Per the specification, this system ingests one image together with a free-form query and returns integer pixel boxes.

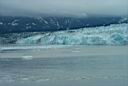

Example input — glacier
[16,23,128,45]
[14,23,128,45]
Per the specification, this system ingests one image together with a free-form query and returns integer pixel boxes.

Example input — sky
[0,0,128,17]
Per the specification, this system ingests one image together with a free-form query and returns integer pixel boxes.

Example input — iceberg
[14,23,128,45]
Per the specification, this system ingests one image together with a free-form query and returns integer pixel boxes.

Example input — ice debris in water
[16,23,128,45]
[21,56,33,60]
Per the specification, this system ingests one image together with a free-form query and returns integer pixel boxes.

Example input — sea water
[0,46,128,86]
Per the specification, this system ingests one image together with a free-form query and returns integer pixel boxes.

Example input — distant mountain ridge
[0,16,127,34]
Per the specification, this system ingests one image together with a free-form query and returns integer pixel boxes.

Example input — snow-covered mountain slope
[15,23,128,45]
[0,16,127,34]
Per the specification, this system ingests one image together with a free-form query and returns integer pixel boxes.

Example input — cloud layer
[0,0,128,17]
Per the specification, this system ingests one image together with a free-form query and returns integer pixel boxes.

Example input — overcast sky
[0,0,128,17]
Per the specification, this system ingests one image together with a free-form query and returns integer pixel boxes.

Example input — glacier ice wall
[16,23,128,45]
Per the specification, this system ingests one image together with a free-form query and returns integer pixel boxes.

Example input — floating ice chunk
[71,50,80,53]
[21,56,33,60]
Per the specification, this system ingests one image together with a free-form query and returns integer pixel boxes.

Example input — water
[0,55,128,86]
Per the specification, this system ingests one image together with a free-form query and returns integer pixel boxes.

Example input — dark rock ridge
[0,16,127,34]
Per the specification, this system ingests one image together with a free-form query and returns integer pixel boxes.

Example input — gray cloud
[0,0,128,17]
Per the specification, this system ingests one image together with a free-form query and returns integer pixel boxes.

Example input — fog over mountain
[0,0,128,17]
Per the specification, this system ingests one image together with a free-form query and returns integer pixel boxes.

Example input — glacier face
[16,23,128,45]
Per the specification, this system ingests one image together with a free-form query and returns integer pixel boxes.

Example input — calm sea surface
[0,55,128,86]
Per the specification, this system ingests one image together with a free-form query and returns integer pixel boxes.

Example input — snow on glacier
[0,22,3,25]
[16,23,128,45]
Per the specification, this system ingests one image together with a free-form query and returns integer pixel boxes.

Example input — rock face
[0,16,127,34]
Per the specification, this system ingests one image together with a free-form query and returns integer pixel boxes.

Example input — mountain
[0,16,127,34]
